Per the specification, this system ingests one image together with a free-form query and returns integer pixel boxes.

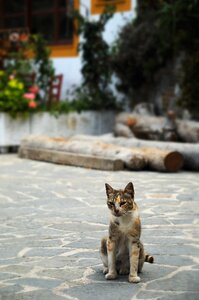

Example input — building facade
[0,0,136,98]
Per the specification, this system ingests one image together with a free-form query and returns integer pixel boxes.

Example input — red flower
[20,34,29,43]
[23,93,35,100]
[28,101,37,109]
[9,74,15,80]
[28,86,39,94]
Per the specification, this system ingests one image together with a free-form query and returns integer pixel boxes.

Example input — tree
[112,0,199,116]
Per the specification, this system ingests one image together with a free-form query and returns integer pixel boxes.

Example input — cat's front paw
[105,272,117,280]
[128,275,140,283]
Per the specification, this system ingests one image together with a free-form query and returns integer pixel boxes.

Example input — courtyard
[0,154,198,300]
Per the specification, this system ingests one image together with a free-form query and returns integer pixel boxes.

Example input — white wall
[53,0,137,99]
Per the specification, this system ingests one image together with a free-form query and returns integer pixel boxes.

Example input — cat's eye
[108,201,114,207]
[120,201,126,206]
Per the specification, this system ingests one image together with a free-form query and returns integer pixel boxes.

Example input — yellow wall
[91,0,131,15]
[49,0,132,57]
[50,0,80,58]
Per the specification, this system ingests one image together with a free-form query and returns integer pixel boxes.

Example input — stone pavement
[0,154,198,300]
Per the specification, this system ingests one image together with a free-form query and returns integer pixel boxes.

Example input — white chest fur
[111,210,139,235]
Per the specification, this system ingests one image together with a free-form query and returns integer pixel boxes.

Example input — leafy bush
[111,0,199,114]
[31,34,55,102]
[45,97,106,117]
[73,7,118,110]
[0,70,39,117]
[0,32,56,116]
[1,32,55,104]
[178,53,199,117]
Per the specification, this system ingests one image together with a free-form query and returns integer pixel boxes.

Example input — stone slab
[0,154,198,300]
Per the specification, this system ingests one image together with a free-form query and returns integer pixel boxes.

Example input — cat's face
[105,182,134,217]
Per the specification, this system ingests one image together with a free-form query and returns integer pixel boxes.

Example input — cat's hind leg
[138,253,154,273]
[100,237,108,274]
[138,242,145,273]
[138,242,154,273]
[138,257,144,273]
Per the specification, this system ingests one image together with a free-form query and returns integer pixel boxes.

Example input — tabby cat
[100,182,154,283]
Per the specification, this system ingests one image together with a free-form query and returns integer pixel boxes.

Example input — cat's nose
[115,208,119,214]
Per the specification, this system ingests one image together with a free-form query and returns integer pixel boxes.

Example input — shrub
[0,70,39,117]
[111,0,199,114]
[73,7,118,110]
[1,32,55,105]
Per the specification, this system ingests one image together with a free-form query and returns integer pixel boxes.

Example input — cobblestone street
[0,154,198,300]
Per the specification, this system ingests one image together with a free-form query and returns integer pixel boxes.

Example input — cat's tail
[145,254,154,264]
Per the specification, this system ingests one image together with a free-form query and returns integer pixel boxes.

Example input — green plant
[111,0,199,114]
[44,97,96,116]
[178,53,199,117]
[0,70,39,117]
[2,32,55,104]
[4,32,33,77]
[0,32,56,116]
[73,7,118,110]
[31,34,55,102]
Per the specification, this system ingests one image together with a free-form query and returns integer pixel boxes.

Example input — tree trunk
[71,135,184,172]
[141,147,183,172]
[116,112,199,143]
[114,122,135,138]
[19,147,124,171]
[109,137,199,170]
[74,135,197,171]
[176,120,199,143]
[115,113,165,140]
[19,136,146,170]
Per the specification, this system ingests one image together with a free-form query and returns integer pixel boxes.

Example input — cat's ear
[124,182,134,197]
[105,183,114,198]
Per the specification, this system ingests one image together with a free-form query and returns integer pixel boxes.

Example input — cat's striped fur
[100,182,154,283]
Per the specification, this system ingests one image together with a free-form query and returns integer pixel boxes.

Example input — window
[0,0,79,57]
[91,0,131,15]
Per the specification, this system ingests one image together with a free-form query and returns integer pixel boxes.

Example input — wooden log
[74,135,197,171]
[132,102,155,116]
[71,135,184,172]
[141,148,183,172]
[110,138,198,170]
[115,113,165,140]
[19,136,147,170]
[116,112,165,126]
[114,123,135,138]
[116,112,199,143]
[18,147,124,171]
[176,119,199,143]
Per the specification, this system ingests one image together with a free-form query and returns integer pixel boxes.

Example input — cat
[100,182,154,283]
